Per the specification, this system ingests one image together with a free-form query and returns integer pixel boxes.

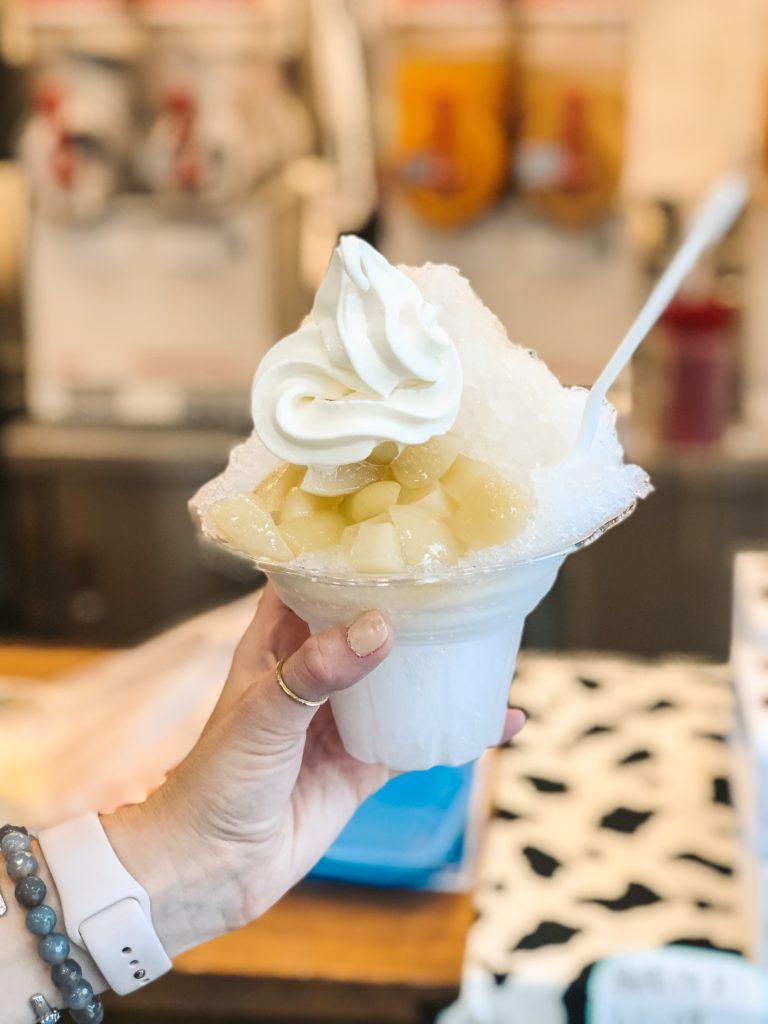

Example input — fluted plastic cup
[194,502,635,772]
[269,553,564,770]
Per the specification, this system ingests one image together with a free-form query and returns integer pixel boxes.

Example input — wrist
[100,787,241,959]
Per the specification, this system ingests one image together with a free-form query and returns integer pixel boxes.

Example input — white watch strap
[39,813,172,996]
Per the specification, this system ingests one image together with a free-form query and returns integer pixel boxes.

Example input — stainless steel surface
[526,444,768,660]
[23,173,309,429]
[4,417,768,657]
[0,420,255,644]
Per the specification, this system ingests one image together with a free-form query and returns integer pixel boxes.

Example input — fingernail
[347,611,389,658]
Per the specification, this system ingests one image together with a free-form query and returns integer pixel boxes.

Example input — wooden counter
[1,645,473,1024]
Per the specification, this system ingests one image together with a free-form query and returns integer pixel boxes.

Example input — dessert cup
[190,237,649,771]
[193,500,635,772]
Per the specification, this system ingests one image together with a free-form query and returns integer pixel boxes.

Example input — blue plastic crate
[310,763,475,888]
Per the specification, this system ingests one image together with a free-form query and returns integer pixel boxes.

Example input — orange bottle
[385,1,518,229]
[517,2,629,227]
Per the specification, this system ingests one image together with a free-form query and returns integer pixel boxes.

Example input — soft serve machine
[0,0,378,642]
[21,0,330,424]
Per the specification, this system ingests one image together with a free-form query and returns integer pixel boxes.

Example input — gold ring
[275,658,328,708]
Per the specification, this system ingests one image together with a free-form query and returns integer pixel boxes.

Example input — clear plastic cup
[194,501,635,772]
[269,552,565,770]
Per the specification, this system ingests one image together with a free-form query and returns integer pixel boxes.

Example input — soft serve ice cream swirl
[251,236,463,466]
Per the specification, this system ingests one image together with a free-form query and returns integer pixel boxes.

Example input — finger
[500,707,527,744]
[247,610,393,737]
[282,610,393,703]
[214,586,309,716]
[236,585,310,669]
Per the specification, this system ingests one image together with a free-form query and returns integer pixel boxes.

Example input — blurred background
[3,4,768,1023]
[2,0,768,659]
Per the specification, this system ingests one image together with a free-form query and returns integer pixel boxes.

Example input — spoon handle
[570,173,749,459]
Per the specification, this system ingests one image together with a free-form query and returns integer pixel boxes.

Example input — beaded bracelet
[0,825,105,1024]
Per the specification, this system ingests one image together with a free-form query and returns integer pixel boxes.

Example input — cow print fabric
[465,654,747,1020]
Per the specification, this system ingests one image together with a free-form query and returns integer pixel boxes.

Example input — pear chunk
[399,482,454,520]
[210,495,293,561]
[253,464,305,514]
[301,461,387,496]
[441,454,490,504]
[350,521,407,574]
[279,487,340,522]
[452,470,531,550]
[341,513,390,552]
[281,511,346,555]
[341,481,401,524]
[398,484,433,504]
[389,505,462,567]
[368,441,400,465]
[391,434,461,489]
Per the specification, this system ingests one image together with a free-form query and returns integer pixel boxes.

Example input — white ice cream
[251,236,463,466]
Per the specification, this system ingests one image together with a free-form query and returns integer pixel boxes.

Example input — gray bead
[64,979,94,1011]
[6,851,38,879]
[1,831,31,856]
[0,825,28,843]
[15,875,46,907]
[26,904,56,936]
[51,957,82,989]
[58,977,82,1000]
[72,997,104,1024]
[38,932,70,964]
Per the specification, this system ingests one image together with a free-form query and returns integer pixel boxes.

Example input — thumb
[245,610,393,738]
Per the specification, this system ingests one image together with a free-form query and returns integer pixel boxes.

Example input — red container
[659,297,735,447]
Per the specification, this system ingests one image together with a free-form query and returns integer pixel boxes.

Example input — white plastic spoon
[569,172,750,460]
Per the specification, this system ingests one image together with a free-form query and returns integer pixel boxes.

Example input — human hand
[102,586,527,955]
